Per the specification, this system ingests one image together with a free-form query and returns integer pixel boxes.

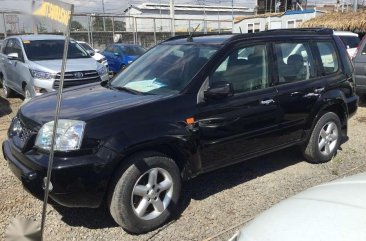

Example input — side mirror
[204,81,234,101]
[8,52,19,60]
[94,49,100,53]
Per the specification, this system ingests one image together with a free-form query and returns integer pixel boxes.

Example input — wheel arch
[305,91,348,141]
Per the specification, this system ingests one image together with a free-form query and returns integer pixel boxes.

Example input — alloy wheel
[318,121,339,155]
[131,167,174,221]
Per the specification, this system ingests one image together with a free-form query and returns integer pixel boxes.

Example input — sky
[0,0,339,14]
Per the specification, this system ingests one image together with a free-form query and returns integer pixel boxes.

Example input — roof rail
[163,33,232,43]
[265,28,333,34]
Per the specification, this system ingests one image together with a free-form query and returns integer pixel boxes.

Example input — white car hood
[30,58,100,73]
[236,172,366,241]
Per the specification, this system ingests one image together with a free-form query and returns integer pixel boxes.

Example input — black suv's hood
[20,84,162,126]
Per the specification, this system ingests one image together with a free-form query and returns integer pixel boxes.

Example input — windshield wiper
[111,86,144,95]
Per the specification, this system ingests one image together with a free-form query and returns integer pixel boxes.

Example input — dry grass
[301,11,366,31]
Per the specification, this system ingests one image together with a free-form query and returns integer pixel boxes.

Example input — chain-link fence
[0,12,232,50]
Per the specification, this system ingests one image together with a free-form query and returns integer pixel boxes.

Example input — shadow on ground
[0,96,12,118]
[53,146,303,231]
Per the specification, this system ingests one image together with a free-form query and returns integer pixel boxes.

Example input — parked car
[102,44,146,73]
[0,35,109,99]
[352,34,366,96]
[77,41,109,69]
[229,172,366,241]
[2,28,358,234]
[334,31,360,58]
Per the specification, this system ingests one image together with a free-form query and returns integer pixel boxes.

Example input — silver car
[230,172,366,241]
[0,35,109,99]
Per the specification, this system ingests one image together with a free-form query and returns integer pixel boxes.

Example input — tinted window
[122,46,146,56]
[5,39,23,60]
[275,42,316,83]
[316,42,339,75]
[79,42,94,52]
[339,36,360,49]
[23,40,89,61]
[105,45,114,52]
[211,44,268,93]
[111,44,218,95]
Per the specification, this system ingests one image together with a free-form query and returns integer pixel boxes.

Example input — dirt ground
[1,90,366,241]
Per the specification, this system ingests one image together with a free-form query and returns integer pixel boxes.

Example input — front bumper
[2,139,120,208]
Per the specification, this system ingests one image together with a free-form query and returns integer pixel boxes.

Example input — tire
[109,151,181,234]
[2,82,14,98]
[120,64,126,72]
[303,112,342,163]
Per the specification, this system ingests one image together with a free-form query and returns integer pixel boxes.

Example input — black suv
[2,29,358,234]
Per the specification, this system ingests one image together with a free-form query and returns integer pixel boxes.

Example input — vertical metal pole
[87,15,91,45]
[2,13,7,38]
[102,0,106,31]
[353,0,357,12]
[40,5,74,241]
[153,18,157,45]
[112,16,115,43]
[170,0,175,36]
[90,16,94,48]
[231,0,234,33]
[32,0,38,35]
[134,17,138,44]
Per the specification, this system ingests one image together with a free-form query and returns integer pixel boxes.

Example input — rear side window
[316,42,339,75]
[274,42,316,84]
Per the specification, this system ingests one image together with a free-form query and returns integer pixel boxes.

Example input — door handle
[260,99,275,105]
[314,88,325,93]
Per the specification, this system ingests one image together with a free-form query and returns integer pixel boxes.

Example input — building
[124,3,256,33]
[233,9,325,33]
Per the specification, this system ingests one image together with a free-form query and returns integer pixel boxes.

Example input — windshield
[110,44,218,95]
[80,42,94,52]
[339,36,360,48]
[23,40,90,61]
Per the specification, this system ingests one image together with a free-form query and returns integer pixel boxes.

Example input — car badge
[74,72,84,78]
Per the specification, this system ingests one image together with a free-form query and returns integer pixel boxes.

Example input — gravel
[1,90,366,241]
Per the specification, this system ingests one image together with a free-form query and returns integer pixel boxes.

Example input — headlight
[30,69,56,80]
[35,119,86,151]
[128,60,133,64]
[97,65,107,76]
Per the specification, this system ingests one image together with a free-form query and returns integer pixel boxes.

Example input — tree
[71,20,85,31]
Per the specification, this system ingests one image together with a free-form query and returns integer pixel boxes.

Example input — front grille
[53,70,101,89]
[11,117,37,152]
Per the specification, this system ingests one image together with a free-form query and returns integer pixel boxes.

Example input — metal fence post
[153,18,157,45]
[134,17,138,45]
[2,13,7,38]
[112,16,115,42]
[87,15,91,45]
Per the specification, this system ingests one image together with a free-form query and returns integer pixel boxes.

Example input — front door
[3,38,25,93]
[196,43,281,171]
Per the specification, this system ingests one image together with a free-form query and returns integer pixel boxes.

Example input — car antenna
[187,24,200,42]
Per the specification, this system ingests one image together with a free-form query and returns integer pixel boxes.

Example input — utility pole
[170,0,175,36]
[102,0,106,31]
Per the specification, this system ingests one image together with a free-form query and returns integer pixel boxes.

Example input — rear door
[353,38,366,93]
[196,43,281,171]
[273,38,341,143]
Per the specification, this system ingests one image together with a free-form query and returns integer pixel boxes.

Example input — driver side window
[210,44,269,94]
